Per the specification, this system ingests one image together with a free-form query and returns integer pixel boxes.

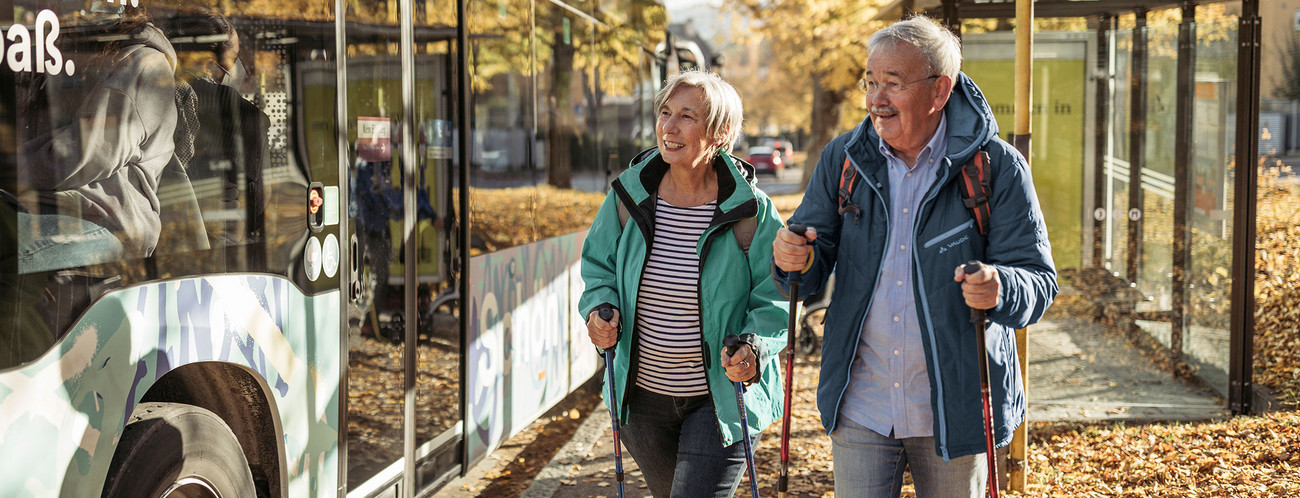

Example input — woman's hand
[720,344,758,383]
[586,308,620,350]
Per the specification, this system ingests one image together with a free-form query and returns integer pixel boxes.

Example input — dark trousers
[619,386,760,497]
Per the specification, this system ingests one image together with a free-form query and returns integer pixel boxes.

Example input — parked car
[746,145,783,176]
[758,136,792,156]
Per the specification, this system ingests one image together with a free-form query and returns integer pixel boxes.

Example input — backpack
[837,150,993,236]
[615,201,758,253]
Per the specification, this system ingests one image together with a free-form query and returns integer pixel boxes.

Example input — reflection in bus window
[1,3,333,368]
[170,10,271,270]
[3,8,184,365]
[16,10,185,268]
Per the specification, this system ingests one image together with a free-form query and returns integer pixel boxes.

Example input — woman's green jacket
[579,147,789,447]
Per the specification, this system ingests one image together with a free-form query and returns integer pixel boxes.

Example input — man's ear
[933,74,954,110]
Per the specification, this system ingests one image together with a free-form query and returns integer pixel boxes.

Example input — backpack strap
[617,198,756,253]
[958,150,993,236]
[616,201,630,228]
[837,156,862,224]
[732,217,757,253]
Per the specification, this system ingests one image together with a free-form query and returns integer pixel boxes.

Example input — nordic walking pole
[779,224,808,497]
[963,261,1000,498]
[724,334,761,498]
[596,305,626,498]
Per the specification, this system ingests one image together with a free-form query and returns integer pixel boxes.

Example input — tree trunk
[547,14,576,189]
[802,72,847,190]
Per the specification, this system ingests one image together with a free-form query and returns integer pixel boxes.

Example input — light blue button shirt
[840,115,948,439]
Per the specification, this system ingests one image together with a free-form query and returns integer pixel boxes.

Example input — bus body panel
[0,275,340,497]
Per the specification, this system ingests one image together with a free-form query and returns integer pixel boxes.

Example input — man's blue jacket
[773,72,1058,461]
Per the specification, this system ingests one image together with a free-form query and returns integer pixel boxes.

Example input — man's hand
[773,226,817,273]
[954,263,1001,310]
[586,308,620,350]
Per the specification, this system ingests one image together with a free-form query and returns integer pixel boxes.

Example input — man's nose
[868,90,890,107]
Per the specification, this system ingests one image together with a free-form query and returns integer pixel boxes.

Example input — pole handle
[723,334,742,356]
[963,261,987,323]
[596,305,618,353]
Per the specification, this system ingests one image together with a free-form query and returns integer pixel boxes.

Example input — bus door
[343,4,462,495]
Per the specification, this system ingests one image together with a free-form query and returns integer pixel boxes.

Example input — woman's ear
[200,57,224,80]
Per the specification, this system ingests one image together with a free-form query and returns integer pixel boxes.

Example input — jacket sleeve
[26,47,177,193]
[578,191,624,321]
[739,194,791,364]
[772,140,843,299]
[985,144,1058,328]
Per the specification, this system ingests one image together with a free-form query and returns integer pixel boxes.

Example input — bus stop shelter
[877,0,1263,414]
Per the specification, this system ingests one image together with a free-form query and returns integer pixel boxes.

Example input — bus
[0,0,669,496]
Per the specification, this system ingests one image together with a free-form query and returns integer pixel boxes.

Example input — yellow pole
[1009,0,1033,493]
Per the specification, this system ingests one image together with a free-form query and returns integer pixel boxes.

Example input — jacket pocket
[922,219,975,253]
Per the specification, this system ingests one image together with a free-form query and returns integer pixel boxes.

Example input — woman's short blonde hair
[654,70,744,152]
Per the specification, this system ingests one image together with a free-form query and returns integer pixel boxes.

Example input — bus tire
[101,402,257,498]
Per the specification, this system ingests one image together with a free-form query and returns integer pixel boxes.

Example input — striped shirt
[634,196,716,396]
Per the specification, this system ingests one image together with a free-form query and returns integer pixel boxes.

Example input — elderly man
[771,16,1057,498]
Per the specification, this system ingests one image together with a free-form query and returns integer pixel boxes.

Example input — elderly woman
[579,70,788,497]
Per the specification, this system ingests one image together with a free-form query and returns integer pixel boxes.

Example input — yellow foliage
[469,185,606,255]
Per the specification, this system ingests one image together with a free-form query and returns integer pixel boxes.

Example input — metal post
[941,0,960,39]
[1127,9,1148,284]
[456,0,475,469]
[335,0,352,491]
[1172,2,1196,358]
[1228,0,1261,415]
[1006,1,1032,492]
[401,0,418,493]
[1093,14,1114,269]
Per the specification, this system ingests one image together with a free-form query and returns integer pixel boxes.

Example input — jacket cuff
[736,333,763,385]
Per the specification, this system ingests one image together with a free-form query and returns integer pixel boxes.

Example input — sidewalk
[499,317,1225,498]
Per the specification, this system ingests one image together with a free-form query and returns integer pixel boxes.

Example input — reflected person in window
[579,70,788,497]
[171,10,271,257]
[17,6,183,267]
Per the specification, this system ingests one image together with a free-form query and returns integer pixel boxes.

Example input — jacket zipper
[611,182,653,424]
[910,156,956,459]
[832,154,892,434]
[697,220,736,446]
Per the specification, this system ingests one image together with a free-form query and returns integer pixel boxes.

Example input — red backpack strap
[959,150,993,236]
[837,156,862,224]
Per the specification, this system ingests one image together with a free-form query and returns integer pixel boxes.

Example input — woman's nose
[659,116,677,132]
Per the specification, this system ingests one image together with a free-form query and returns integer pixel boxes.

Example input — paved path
[501,316,1226,497]
[1027,317,1225,422]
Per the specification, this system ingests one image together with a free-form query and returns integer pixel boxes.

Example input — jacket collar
[844,72,997,176]
[616,147,759,220]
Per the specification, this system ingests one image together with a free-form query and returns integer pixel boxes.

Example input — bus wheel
[101,402,256,498]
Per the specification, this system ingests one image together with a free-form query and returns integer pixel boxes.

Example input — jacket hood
[845,72,998,169]
[116,22,178,71]
[617,146,760,218]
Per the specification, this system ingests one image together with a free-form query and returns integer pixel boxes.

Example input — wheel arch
[141,361,287,498]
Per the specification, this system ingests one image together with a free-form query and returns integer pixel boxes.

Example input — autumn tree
[726,0,889,188]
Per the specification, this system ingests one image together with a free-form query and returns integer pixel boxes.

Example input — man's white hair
[868,16,962,79]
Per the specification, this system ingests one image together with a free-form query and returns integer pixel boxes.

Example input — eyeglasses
[857,75,939,97]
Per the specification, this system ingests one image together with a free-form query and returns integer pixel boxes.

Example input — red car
[746,146,784,176]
